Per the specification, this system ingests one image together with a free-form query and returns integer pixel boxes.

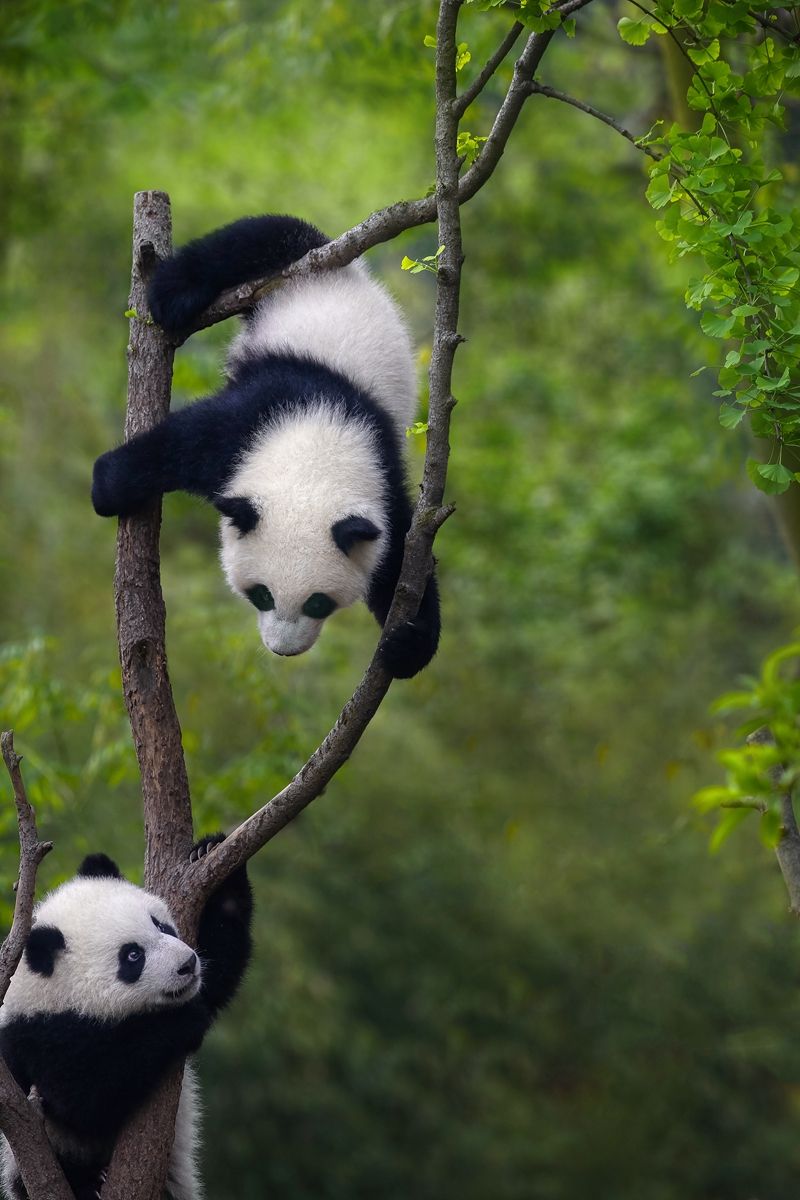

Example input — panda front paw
[378,618,438,680]
[92,441,160,519]
[147,258,218,338]
[189,833,226,863]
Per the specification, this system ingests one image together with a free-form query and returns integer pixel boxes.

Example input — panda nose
[177,952,197,976]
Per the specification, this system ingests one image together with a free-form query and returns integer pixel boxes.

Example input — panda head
[219,503,383,657]
[4,855,200,1022]
[216,408,388,658]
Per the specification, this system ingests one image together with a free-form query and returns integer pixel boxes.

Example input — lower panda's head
[4,855,200,1022]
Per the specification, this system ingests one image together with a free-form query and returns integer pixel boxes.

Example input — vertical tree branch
[114,191,193,896]
[0,733,72,1200]
[103,192,191,1200]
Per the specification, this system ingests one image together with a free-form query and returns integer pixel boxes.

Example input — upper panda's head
[3,855,200,1023]
[217,406,388,658]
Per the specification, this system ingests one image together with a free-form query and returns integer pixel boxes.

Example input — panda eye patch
[245,584,274,612]
[302,593,336,620]
[118,942,146,984]
[151,916,177,938]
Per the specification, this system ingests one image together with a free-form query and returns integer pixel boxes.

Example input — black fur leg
[377,573,440,679]
[147,215,329,337]
[92,432,167,518]
[191,834,253,1018]
[378,617,439,679]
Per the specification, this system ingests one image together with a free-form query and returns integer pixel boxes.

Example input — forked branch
[101,1,594,1196]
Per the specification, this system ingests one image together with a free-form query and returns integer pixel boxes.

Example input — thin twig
[455,21,525,116]
[0,733,53,1004]
[528,81,663,160]
[751,9,800,44]
[0,733,72,1200]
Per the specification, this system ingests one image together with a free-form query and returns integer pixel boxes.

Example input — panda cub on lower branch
[0,835,252,1200]
[92,214,441,679]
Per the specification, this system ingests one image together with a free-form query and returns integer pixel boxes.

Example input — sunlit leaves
[456,129,487,166]
[401,244,445,274]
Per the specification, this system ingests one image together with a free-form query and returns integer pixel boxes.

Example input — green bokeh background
[2,2,800,1196]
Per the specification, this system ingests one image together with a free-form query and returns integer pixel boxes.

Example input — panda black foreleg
[147,215,330,338]
[92,424,172,518]
[191,835,253,1020]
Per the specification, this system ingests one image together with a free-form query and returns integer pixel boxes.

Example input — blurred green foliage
[2,1,800,1196]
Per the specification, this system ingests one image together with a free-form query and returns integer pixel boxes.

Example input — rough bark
[114,191,193,897]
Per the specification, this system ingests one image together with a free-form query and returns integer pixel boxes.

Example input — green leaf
[719,403,745,429]
[400,256,416,271]
[423,34,436,48]
[645,172,674,210]
[700,310,736,338]
[563,17,576,36]
[617,14,653,44]
[455,42,471,71]
[124,308,138,319]
[746,458,795,494]
[772,266,799,290]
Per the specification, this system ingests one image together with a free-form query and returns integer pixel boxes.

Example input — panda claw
[189,833,226,864]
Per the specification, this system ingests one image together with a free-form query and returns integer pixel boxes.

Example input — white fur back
[227,260,418,435]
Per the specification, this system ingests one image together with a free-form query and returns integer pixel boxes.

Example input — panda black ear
[332,515,381,556]
[78,853,123,880]
[215,495,260,537]
[25,926,66,976]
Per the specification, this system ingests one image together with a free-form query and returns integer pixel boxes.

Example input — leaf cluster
[696,640,800,849]
[620,2,800,493]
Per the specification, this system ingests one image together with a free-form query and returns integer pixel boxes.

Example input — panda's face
[217,405,388,659]
[4,874,200,1023]
[220,506,385,657]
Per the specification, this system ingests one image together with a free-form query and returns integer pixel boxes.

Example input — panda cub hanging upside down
[0,835,252,1200]
[92,214,441,679]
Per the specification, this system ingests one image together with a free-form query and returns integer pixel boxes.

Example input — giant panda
[92,214,441,679]
[0,835,252,1200]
